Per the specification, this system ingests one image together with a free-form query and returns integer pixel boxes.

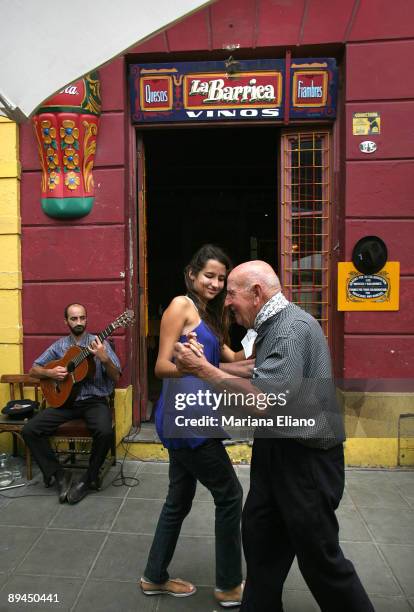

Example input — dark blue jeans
[144,439,243,590]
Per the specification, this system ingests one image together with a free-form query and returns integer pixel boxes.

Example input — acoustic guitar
[40,310,134,407]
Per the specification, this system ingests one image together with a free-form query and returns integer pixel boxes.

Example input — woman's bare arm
[155,297,196,379]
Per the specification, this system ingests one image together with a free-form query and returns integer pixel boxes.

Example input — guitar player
[22,303,121,504]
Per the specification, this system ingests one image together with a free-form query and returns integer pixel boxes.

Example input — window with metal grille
[281,131,331,337]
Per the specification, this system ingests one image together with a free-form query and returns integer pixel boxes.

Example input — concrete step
[122,422,253,463]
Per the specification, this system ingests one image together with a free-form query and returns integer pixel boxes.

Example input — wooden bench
[1,374,116,482]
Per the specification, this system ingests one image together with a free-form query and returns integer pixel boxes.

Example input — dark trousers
[144,439,243,590]
[22,397,113,483]
[240,438,375,612]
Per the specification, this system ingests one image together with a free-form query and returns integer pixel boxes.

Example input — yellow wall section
[114,386,133,446]
[0,117,22,452]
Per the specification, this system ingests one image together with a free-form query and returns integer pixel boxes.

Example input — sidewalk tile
[111,499,163,534]
[50,497,123,531]
[385,476,414,509]
[337,506,372,542]
[0,526,42,572]
[369,596,412,611]
[379,544,414,597]
[167,536,216,586]
[283,589,319,611]
[238,475,250,499]
[347,481,410,509]
[126,472,169,500]
[74,580,153,612]
[385,471,414,487]
[0,573,8,588]
[346,470,391,484]
[194,483,213,502]
[341,541,400,595]
[235,464,251,476]
[16,530,105,578]
[0,496,60,527]
[0,496,11,509]
[137,462,169,475]
[180,502,215,536]
[359,507,414,544]
[285,559,308,590]
[92,464,140,499]
[91,533,153,581]
[341,488,355,506]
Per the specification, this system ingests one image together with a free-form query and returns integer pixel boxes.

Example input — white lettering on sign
[297,80,323,98]
[145,84,168,103]
[189,78,276,103]
[185,108,280,118]
[59,85,79,95]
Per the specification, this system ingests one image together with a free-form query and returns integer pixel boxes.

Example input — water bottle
[0,453,14,487]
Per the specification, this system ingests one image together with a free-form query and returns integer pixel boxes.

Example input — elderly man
[174,261,374,612]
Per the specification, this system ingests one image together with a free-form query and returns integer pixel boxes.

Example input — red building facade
[19,0,414,430]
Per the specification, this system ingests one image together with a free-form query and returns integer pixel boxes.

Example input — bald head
[225,261,282,328]
[229,261,281,297]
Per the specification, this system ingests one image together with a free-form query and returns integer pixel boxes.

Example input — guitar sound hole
[67,361,75,373]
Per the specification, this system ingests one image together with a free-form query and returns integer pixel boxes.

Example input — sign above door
[129,58,337,124]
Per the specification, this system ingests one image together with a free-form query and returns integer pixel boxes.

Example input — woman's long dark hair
[184,244,232,345]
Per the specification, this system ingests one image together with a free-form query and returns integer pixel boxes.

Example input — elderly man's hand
[184,331,204,357]
[174,342,207,375]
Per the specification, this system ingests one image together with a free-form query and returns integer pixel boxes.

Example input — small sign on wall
[338,262,400,311]
[352,112,381,135]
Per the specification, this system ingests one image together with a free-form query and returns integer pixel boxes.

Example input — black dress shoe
[67,479,90,505]
[55,470,72,503]
[88,478,102,491]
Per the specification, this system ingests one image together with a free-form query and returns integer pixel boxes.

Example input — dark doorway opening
[143,125,279,417]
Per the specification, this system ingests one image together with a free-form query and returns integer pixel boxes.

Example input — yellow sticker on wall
[338,262,399,311]
[352,112,381,135]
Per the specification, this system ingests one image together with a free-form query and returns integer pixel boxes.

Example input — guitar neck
[72,323,116,369]
[96,323,115,344]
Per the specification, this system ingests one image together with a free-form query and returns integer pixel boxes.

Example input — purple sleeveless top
[155,319,223,449]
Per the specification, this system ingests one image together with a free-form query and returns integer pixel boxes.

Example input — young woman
[140,244,248,608]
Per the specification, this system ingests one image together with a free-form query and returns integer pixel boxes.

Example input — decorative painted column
[32,72,101,218]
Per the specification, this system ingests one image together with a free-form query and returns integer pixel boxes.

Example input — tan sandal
[214,581,245,608]
[140,577,197,597]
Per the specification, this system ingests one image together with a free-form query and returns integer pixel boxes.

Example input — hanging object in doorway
[32,72,101,219]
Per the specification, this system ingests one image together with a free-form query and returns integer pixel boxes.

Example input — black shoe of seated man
[67,477,91,505]
[88,478,101,491]
[55,470,72,503]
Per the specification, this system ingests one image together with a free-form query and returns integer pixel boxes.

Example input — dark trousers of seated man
[22,396,112,484]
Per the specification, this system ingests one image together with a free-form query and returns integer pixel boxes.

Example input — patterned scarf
[253,291,289,331]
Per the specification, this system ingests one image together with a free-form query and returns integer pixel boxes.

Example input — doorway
[141,125,279,419]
